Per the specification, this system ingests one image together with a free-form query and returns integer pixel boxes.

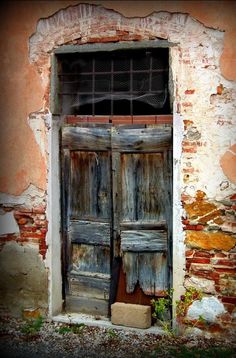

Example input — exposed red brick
[183,120,194,130]
[32,207,46,214]
[208,323,223,333]
[223,303,235,314]
[182,146,197,153]
[112,116,132,124]
[18,218,28,225]
[184,225,204,231]
[214,252,228,258]
[89,116,110,123]
[185,89,195,95]
[215,268,236,274]
[21,232,46,239]
[185,249,194,257]
[40,228,48,234]
[183,168,195,174]
[193,251,212,258]
[132,116,155,124]
[221,296,236,305]
[20,226,37,232]
[186,258,211,270]
[190,257,211,264]
[155,115,173,123]
[116,30,129,36]
[218,312,232,323]
[87,36,120,43]
[217,84,224,95]
[182,102,192,107]
[212,259,236,268]
[190,267,220,282]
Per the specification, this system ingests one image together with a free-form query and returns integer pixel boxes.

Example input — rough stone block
[111,302,151,329]
[185,231,236,251]
[187,297,226,323]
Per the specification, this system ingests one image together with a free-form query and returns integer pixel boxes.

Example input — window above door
[55,47,171,116]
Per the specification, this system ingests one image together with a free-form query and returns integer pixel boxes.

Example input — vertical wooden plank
[70,151,111,220]
[121,154,136,221]
[122,252,139,293]
[61,148,71,295]
[164,148,173,289]
[121,153,167,223]
[138,252,168,294]
[72,244,110,275]
[111,150,122,257]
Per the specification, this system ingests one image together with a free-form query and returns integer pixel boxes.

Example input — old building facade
[0,1,235,336]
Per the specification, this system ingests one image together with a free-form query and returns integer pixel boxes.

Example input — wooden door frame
[47,42,186,323]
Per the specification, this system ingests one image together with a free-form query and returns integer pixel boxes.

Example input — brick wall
[182,191,236,333]
[0,207,47,259]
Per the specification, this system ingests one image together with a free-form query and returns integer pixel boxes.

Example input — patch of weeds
[151,289,174,335]
[21,316,43,336]
[106,328,119,339]
[56,323,85,335]
[176,287,202,318]
[71,323,85,334]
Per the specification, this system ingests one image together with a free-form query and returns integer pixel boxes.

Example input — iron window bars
[57,48,170,116]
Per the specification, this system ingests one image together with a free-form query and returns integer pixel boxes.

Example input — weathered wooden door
[61,123,172,316]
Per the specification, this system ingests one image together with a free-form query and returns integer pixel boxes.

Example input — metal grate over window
[57,48,170,115]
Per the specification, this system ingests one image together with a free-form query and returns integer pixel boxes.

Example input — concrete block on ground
[111,302,151,329]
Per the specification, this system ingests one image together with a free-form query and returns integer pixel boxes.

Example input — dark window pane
[95,74,111,92]
[113,73,130,92]
[133,54,150,70]
[133,72,149,92]
[113,56,130,72]
[75,95,93,114]
[77,74,93,92]
[95,57,111,72]
[94,96,111,115]
[151,73,165,91]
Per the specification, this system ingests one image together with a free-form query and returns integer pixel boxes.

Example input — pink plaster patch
[220,144,236,184]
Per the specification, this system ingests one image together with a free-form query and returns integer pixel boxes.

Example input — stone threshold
[52,313,165,335]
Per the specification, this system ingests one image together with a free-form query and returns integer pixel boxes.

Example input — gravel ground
[0,316,236,358]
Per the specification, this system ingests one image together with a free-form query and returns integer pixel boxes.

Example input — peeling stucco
[0,184,46,209]
[0,211,19,235]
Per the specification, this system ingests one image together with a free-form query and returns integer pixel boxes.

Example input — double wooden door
[61,124,172,316]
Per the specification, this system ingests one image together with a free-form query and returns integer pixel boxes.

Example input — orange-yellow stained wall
[0,1,235,195]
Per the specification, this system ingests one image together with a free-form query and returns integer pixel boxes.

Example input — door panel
[71,244,110,274]
[122,251,167,295]
[70,151,111,220]
[121,153,166,221]
[62,125,112,316]
[112,125,172,298]
[62,124,172,316]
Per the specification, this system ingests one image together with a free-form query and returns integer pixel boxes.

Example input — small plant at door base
[21,316,44,335]
[106,328,119,339]
[176,287,203,318]
[151,289,173,321]
[151,289,174,334]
